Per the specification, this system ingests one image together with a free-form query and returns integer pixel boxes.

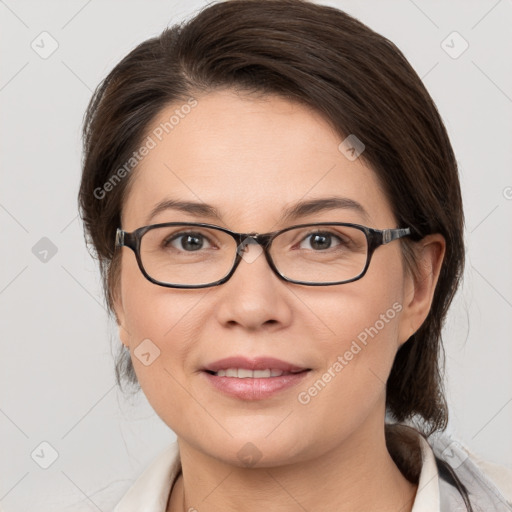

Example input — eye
[165,232,213,251]
[299,231,343,251]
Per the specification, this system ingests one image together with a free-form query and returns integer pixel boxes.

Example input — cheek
[304,288,402,383]
[297,254,404,359]
[118,261,205,403]
[290,286,403,449]
[119,251,204,343]
[123,295,207,431]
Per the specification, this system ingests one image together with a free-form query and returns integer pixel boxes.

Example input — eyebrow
[281,196,369,223]
[146,199,221,224]
[145,196,369,225]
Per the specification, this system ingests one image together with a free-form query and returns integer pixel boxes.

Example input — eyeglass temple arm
[382,227,411,244]
[115,228,125,247]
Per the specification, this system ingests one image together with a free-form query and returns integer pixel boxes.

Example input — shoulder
[427,428,512,511]
[471,455,512,500]
[386,423,512,511]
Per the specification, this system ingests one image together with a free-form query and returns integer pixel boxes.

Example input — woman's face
[115,89,418,466]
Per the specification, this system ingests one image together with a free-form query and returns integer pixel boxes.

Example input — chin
[210,431,312,469]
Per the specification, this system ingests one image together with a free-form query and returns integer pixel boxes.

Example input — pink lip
[201,356,311,401]
[202,370,310,400]
[203,356,308,373]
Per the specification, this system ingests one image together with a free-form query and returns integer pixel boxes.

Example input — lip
[202,356,308,373]
[202,371,310,400]
[201,356,311,401]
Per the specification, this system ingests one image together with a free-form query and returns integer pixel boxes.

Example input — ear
[112,285,131,349]
[398,234,446,345]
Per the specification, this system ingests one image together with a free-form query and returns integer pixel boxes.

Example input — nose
[214,241,293,331]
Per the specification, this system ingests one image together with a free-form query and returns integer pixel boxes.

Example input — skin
[114,89,445,512]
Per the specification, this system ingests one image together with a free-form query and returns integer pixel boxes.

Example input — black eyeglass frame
[115,222,411,289]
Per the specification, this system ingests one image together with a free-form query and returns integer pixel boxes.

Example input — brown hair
[79,0,464,437]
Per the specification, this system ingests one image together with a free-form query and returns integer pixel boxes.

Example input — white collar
[113,442,180,512]
[410,433,440,511]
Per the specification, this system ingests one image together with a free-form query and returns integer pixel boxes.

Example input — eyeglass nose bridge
[235,232,274,264]
[228,232,288,286]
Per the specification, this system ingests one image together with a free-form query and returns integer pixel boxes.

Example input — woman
[78,1,512,510]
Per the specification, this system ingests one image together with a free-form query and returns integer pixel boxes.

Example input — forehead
[122,90,393,230]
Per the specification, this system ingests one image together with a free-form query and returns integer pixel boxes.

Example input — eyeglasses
[115,222,411,289]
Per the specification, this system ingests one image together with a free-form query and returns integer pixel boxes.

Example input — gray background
[1,0,511,510]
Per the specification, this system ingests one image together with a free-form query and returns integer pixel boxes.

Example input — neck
[167,419,418,512]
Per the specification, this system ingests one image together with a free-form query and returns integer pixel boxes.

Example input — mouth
[201,356,311,400]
